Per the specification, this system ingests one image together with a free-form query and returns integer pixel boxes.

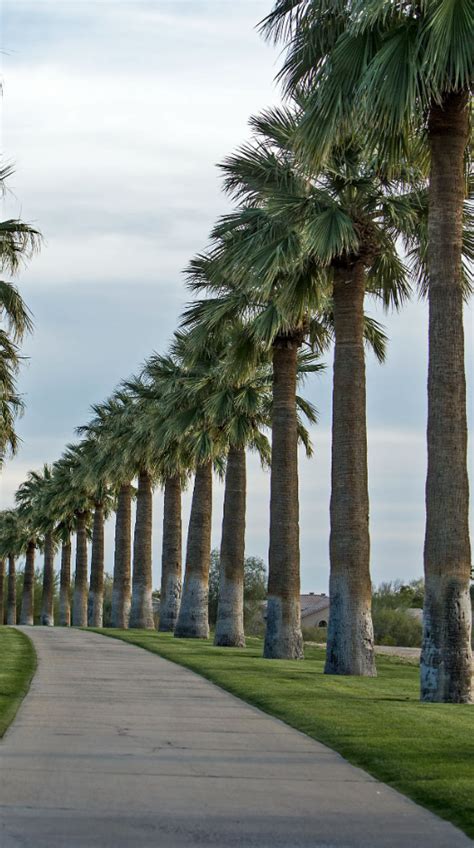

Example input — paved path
[0,628,471,848]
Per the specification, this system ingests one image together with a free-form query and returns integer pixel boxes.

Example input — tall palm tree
[57,522,73,627]
[85,382,160,631]
[0,556,5,624]
[0,510,26,625]
[139,355,201,634]
[50,450,93,627]
[0,164,40,468]
[20,539,36,626]
[16,465,57,626]
[7,553,16,625]
[145,338,227,640]
[0,335,25,468]
[64,437,114,628]
[173,322,274,647]
[211,379,271,648]
[77,393,136,629]
[44,463,81,628]
[0,281,33,467]
[260,0,473,701]
[114,384,157,631]
[158,472,182,632]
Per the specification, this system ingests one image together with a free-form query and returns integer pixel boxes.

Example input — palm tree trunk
[174,461,212,639]
[0,558,5,624]
[88,504,105,627]
[264,337,303,659]
[215,445,246,647]
[129,471,154,629]
[159,474,182,632]
[7,555,16,625]
[59,537,71,626]
[20,540,36,625]
[325,263,375,677]
[421,90,472,703]
[72,511,89,627]
[111,483,132,629]
[41,531,55,626]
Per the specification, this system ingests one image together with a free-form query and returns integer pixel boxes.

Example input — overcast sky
[1,0,472,593]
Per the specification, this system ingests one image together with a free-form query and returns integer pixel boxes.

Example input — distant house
[300,593,330,628]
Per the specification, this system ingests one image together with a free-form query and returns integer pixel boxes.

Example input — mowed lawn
[93,629,474,839]
[0,628,36,737]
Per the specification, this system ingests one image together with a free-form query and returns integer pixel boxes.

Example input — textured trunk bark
[129,471,154,629]
[88,504,105,627]
[0,558,5,625]
[421,90,472,703]
[72,511,89,627]
[215,445,246,647]
[264,339,303,659]
[174,461,212,639]
[59,538,71,627]
[7,555,16,625]
[325,263,376,676]
[41,531,55,626]
[20,540,36,625]
[159,475,182,632]
[111,483,132,629]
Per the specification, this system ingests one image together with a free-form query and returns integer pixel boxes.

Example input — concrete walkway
[0,628,471,848]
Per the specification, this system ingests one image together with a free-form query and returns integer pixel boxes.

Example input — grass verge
[91,628,474,839]
[0,628,36,738]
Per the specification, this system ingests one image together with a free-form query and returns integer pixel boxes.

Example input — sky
[0,0,472,593]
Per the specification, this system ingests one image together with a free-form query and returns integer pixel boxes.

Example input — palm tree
[0,335,25,468]
[174,322,274,647]
[212,384,271,648]
[1,163,41,277]
[112,481,133,628]
[0,164,40,468]
[144,339,227,640]
[77,394,136,629]
[84,382,159,631]
[7,554,16,624]
[139,354,207,634]
[16,465,57,626]
[50,450,93,627]
[0,510,25,625]
[64,437,114,628]
[0,556,5,623]
[159,473,182,632]
[113,384,157,631]
[0,282,33,466]
[57,522,73,627]
[20,538,36,626]
[44,463,80,627]
[260,0,473,701]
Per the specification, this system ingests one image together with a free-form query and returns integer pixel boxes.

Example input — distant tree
[208,549,266,629]
[372,580,424,612]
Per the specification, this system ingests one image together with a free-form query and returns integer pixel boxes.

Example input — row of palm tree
[0,335,313,641]
[1,1,471,705]
[256,0,473,703]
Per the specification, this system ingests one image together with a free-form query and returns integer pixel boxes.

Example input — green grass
[91,628,474,838]
[0,627,36,738]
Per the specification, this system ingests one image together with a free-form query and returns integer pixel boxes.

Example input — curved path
[0,628,471,848]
